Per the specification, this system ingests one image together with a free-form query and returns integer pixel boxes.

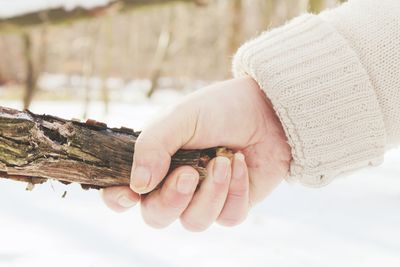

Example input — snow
[0,0,110,18]
[0,97,399,267]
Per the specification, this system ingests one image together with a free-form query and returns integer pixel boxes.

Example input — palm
[102,77,291,230]
[179,78,290,206]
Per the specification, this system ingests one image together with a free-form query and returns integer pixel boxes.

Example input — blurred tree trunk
[82,22,101,119]
[228,0,243,56]
[147,9,174,98]
[100,17,113,115]
[0,73,5,85]
[22,26,48,110]
[22,32,36,110]
[0,38,7,85]
[124,13,136,81]
[0,56,5,85]
[308,0,325,13]
[258,0,277,30]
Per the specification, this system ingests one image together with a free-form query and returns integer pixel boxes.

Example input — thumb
[130,103,198,194]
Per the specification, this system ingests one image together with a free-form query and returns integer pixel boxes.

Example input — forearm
[232,0,400,186]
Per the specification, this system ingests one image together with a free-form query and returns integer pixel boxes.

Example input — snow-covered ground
[0,97,400,267]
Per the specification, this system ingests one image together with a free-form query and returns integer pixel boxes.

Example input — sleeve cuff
[232,14,386,187]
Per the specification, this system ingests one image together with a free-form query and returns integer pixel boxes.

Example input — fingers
[102,153,251,231]
[101,186,140,213]
[130,135,171,194]
[140,166,199,229]
[180,156,231,232]
[217,152,249,227]
[130,103,199,194]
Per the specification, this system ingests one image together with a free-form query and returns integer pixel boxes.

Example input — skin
[101,76,291,231]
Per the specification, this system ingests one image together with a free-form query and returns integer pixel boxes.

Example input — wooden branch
[0,0,204,33]
[0,106,232,190]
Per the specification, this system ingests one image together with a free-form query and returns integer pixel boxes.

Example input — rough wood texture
[0,107,231,190]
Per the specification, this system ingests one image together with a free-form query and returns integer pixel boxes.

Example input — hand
[101,76,291,231]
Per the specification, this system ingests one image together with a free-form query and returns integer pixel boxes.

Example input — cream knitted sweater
[233,0,400,187]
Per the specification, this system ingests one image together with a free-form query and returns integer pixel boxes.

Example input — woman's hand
[101,76,291,231]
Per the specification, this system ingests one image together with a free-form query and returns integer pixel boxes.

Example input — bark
[0,106,232,190]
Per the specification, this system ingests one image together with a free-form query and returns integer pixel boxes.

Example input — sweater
[232,0,400,187]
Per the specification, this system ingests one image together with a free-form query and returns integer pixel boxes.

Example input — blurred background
[1,1,400,267]
[0,0,343,114]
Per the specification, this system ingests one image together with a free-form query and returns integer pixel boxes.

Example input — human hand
[102,76,291,231]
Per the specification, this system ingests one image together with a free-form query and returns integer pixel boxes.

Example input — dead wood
[0,106,232,190]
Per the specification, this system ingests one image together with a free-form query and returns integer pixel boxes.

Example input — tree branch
[0,106,231,190]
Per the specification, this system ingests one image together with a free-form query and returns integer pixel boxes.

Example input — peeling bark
[0,106,232,190]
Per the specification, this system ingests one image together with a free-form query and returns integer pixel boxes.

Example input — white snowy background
[1,1,400,267]
[0,95,399,267]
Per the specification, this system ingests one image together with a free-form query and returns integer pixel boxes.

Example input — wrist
[245,76,292,174]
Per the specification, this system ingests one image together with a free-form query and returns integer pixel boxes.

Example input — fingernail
[118,195,137,208]
[176,173,197,194]
[233,153,245,180]
[236,152,245,162]
[213,157,230,183]
[131,166,151,191]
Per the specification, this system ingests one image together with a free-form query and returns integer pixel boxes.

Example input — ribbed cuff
[232,14,386,187]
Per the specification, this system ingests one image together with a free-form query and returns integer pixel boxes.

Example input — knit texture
[321,0,400,148]
[232,0,400,187]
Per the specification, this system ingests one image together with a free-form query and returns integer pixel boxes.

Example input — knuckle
[171,102,199,134]
[227,186,248,199]
[208,181,229,196]
[212,176,231,187]
[135,133,164,155]
[134,134,154,150]
[134,147,165,165]
[160,188,189,210]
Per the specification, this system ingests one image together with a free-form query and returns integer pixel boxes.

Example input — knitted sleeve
[232,0,400,187]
